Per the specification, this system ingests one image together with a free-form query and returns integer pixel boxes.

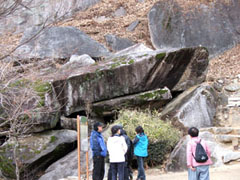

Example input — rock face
[51,46,209,116]
[161,84,218,131]
[92,87,172,117]
[0,130,77,179]
[166,129,240,171]
[0,0,101,34]
[148,0,240,56]
[14,26,109,60]
[39,149,93,180]
[105,34,135,51]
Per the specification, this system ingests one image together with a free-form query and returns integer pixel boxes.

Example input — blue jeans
[111,162,125,180]
[136,156,145,180]
[188,165,209,180]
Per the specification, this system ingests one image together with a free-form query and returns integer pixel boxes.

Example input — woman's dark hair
[111,125,121,136]
[135,126,144,134]
[94,122,103,131]
[188,127,199,137]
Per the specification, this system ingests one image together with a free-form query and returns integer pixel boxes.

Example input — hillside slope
[0,0,239,81]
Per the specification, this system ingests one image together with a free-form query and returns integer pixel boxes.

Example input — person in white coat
[107,125,128,180]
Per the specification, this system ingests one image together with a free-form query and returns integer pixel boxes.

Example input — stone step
[216,134,240,143]
[201,127,240,151]
[228,97,240,107]
[201,127,240,135]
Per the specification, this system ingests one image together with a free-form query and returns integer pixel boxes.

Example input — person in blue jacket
[133,126,148,180]
[90,122,107,180]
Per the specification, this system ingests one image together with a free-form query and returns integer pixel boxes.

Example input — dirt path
[133,164,240,180]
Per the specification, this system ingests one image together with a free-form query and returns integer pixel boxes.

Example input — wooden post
[86,151,89,180]
[86,120,89,180]
[77,115,81,180]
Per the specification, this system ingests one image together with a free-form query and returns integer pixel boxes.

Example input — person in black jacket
[121,129,133,180]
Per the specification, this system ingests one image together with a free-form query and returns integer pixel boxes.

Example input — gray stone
[213,81,223,92]
[216,135,240,143]
[126,20,140,32]
[217,79,224,84]
[105,34,135,51]
[51,47,209,116]
[61,54,95,70]
[39,148,92,180]
[0,0,101,34]
[94,16,111,23]
[148,0,240,56]
[0,130,77,179]
[92,87,172,117]
[223,152,240,163]
[114,43,153,56]
[225,83,240,92]
[14,26,109,60]
[113,7,126,17]
[201,127,233,135]
[137,0,145,3]
[161,84,218,130]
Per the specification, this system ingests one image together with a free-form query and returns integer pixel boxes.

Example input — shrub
[116,109,180,166]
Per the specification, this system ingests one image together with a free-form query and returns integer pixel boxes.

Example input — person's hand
[188,166,196,171]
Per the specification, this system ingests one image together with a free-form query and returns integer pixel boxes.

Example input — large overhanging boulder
[51,46,209,116]
[14,26,109,60]
[148,0,240,56]
[160,84,218,132]
[0,130,77,179]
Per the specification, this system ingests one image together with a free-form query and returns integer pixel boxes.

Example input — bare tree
[0,0,23,19]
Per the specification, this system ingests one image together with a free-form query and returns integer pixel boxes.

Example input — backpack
[192,139,208,163]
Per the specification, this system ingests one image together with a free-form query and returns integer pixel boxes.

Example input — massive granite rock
[14,26,109,60]
[0,0,101,34]
[0,130,77,179]
[39,148,92,180]
[148,0,240,56]
[51,46,209,116]
[160,84,218,131]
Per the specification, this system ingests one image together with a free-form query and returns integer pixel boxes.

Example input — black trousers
[108,162,132,180]
[93,156,105,180]
[111,162,125,180]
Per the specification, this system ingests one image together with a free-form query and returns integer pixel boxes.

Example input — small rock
[237,74,240,79]
[61,54,95,69]
[94,16,110,23]
[69,54,95,65]
[113,7,126,17]
[217,79,224,84]
[105,34,135,51]
[225,83,240,92]
[223,152,240,163]
[126,20,140,32]
[213,81,223,92]
[137,0,145,3]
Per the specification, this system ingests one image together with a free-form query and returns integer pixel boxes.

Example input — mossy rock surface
[0,130,77,179]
